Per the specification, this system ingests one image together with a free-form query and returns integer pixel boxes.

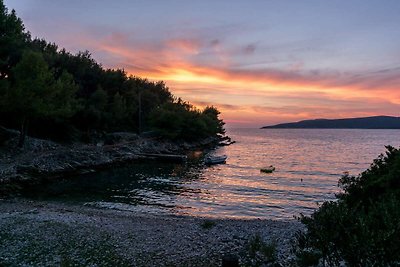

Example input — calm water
[26,129,400,220]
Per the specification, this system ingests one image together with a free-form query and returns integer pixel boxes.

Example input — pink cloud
[56,29,400,126]
[166,38,201,54]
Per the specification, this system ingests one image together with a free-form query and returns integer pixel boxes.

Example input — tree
[79,87,108,131]
[202,106,225,135]
[0,0,29,78]
[110,92,127,129]
[0,0,226,142]
[295,146,400,266]
[49,70,81,121]
[0,78,9,118]
[4,50,79,147]
[148,101,225,141]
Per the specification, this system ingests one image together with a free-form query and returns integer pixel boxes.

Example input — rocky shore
[0,129,305,266]
[0,199,303,266]
[0,128,222,196]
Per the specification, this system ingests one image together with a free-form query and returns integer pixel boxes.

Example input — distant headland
[261,116,400,129]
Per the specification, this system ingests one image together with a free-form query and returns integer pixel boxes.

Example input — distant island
[261,116,400,129]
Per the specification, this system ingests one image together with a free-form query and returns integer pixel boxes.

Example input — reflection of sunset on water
[168,129,400,219]
[24,129,400,220]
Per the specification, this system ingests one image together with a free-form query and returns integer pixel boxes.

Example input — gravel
[0,199,303,266]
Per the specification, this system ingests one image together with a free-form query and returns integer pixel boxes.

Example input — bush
[295,146,400,266]
[246,234,277,265]
[200,219,216,230]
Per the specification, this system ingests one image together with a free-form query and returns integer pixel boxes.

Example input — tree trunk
[18,117,28,148]
[138,88,142,135]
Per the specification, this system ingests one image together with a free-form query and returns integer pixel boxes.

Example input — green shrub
[247,234,277,264]
[200,219,216,230]
[295,146,400,266]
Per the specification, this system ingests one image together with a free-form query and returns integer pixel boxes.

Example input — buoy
[260,165,275,173]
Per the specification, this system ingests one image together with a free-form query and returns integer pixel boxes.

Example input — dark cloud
[209,39,220,47]
[243,44,256,55]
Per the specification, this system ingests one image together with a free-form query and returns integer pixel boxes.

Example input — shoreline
[0,130,224,196]
[0,130,304,265]
[0,198,302,266]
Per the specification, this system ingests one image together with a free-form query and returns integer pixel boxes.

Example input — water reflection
[24,129,400,220]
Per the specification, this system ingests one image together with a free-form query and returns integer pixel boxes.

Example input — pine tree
[0,0,30,78]
[4,51,79,146]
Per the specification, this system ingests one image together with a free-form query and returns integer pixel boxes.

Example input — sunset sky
[5,0,400,127]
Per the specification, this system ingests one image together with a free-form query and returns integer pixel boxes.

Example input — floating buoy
[260,165,275,173]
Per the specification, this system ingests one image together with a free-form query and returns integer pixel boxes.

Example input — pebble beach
[0,199,302,266]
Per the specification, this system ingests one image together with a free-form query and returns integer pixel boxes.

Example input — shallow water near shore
[23,128,400,220]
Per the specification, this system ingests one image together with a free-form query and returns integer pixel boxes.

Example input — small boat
[260,165,275,173]
[205,155,227,165]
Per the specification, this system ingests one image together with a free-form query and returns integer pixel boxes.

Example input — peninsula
[262,115,400,129]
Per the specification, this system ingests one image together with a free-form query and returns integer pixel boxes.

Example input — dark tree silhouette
[2,51,79,146]
[0,0,225,145]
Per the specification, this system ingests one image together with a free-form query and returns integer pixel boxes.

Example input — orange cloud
[166,38,201,54]
[72,31,400,126]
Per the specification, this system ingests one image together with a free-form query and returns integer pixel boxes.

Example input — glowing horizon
[6,0,400,127]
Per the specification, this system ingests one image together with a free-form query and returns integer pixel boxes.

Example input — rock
[1,130,228,196]
[16,165,39,175]
[0,126,18,145]
[104,132,139,145]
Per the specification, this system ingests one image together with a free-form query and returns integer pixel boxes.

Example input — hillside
[261,116,400,129]
[0,1,225,145]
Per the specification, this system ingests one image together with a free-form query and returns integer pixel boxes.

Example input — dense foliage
[0,0,224,145]
[295,146,400,266]
[148,102,225,140]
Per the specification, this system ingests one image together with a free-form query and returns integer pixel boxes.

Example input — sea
[26,128,400,220]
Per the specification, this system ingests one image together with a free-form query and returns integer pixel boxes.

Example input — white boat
[205,155,227,165]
